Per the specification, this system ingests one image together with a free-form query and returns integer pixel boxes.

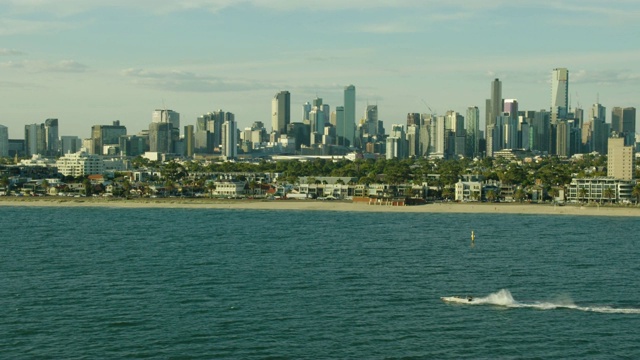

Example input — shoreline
[1,196,639,217]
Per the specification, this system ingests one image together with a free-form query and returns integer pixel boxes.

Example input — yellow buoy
[471,230,475,242]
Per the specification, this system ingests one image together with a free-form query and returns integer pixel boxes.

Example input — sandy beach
[1,196,640,217]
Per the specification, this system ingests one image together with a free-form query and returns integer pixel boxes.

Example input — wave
[444,289,640,314]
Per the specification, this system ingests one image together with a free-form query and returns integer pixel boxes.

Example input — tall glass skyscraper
[551,68,569,123]
[271,90,290,135]
[343,85,356,147]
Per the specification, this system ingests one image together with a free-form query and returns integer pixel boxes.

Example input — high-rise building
[271,91,291,135]
[44,118,59,156]
[466,107,480,158]
[149,122,172,153]
[25,123,46,156]
[386,124,407,160]
[486,78,502,155]
[221,116,237,160]
[551,68,569,123]
[608,136,634,180]
[184,125,194,157]
[60,136,82,155]
[91,121,127,155]
[612,107,636,145]
[343,85,356,147]
[0,125,8,157]
[302,102,312,122]
[152,110,180,152]
[334,106,348,146]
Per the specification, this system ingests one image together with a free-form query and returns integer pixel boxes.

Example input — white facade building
[56,149,105,177]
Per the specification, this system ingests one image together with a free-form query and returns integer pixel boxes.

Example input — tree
[514,188,526,203]
[632,184,640,204]
[577,187,587,204]
[486,190,497,202]
[603,187,615,204]
[82,178,92,196]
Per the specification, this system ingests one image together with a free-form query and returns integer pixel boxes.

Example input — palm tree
[486,190,497,203]
[632,184,640,205]
[603,187,615,204]
[206,181,216,198]
[577,187,587,204]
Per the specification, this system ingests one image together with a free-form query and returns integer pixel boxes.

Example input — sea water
[1,206,639,358]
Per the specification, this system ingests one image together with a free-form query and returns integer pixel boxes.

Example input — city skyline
[1,1,639,138]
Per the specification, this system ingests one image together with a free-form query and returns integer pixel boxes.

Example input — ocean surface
[1,206,640,359]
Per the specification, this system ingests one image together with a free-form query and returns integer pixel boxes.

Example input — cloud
[122,68,273,92]
[0,59,88,72]
[571,69,640,85]
[0,48,24,56]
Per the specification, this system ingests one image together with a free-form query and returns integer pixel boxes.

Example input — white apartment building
[455,181,483,202]
[56,149,105,177]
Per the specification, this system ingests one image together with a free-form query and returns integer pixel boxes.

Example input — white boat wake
[441,289,640,314]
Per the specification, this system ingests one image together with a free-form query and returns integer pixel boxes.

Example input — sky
[1,0,639,139]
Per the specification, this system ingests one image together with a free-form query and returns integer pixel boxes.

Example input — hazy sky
[1,0,639,139]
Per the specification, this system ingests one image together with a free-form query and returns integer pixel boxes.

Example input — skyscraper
[343,85,356,147]
[271,91,290,135]
[612,107,636,145]
[0,125,8,157]
[486,78,502,156]
[221,116,237,160]
[25,123,46,156]
[90,121,127,155]
[551,68,569,123]
[44,118,59,156]
[466,106,480,158]
[149,122,171,153]
[184,125,194,157]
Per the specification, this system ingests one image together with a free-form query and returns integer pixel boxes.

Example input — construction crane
[421,99,437,118]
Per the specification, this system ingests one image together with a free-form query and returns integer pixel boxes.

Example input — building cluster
[0,67,638,204]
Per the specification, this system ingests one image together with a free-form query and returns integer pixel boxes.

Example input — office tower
[407,113,421,127]
[343,85,356,147]
[91,121,127,155]
[407,124,419,157]
[152,109,180,152]
[334,106,347,146]
[555,120,570,157]
[309,107,324,134]
[446,111,465,156]
[221,117,237,160]
[364,105,378,137]
[608,137,634,180]
[44,118,59,156]
[386,124,407,160]
[271,91,291,135]
[485,79,502,155]
[149,122,171,153]
[184,125,194,157]
[551,68,569,123]
[0,125,8,157]
[25,123,46,156]
[152,109,180,129]
[466,107,480,158]
[612,107,636,145]
[302,102,312,122]
[590,103,606,123]
[119,135,146,157]
[60,136,81,155]
[321,104,330,125]
[488,78,502,128]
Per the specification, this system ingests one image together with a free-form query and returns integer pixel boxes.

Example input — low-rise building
[566,177,634,203]
[455,180,482,201]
